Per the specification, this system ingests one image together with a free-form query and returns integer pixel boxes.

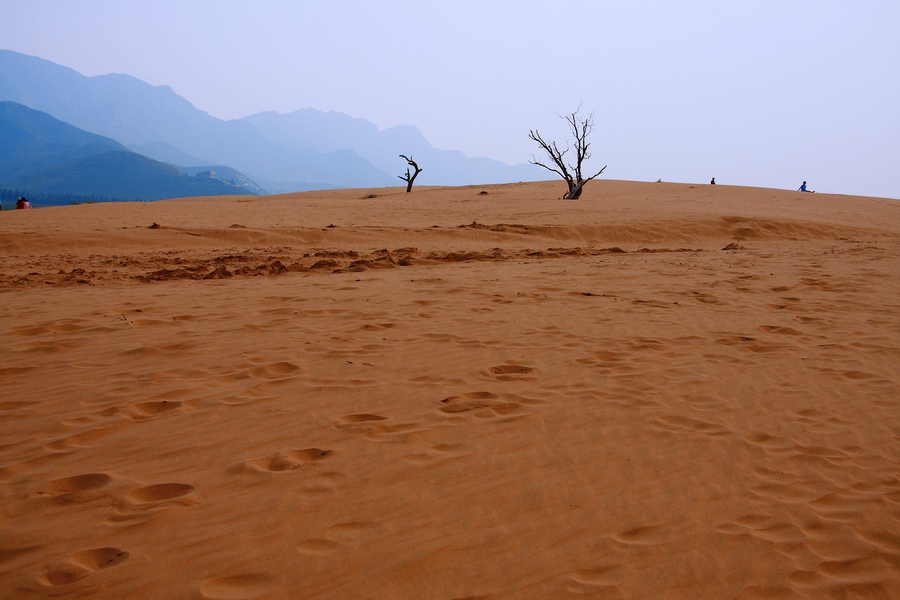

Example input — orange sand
[1,180,899,599]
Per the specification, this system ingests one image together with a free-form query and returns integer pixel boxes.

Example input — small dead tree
[398,154,423,193]
[529,108,607,200]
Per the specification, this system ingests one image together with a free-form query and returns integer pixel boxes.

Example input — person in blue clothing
[798,181,815,193]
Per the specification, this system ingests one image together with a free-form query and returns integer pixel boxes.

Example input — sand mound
[1,180,898,598]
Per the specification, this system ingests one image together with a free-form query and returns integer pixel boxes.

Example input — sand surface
[1,180,899,599]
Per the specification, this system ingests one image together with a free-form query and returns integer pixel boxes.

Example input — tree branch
[528,130,574,184]
[529,108,605,199]
[398,154,423,192]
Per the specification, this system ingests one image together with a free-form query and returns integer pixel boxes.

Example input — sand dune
[1,180,898,598]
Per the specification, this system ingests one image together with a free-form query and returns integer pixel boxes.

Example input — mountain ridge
[0,49,542,192]
[0,101,260,202]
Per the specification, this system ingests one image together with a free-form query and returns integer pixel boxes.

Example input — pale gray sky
[4,0,899,198]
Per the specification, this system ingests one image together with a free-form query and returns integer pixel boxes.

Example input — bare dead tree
[398,155,423,193]
[529,108,607,199]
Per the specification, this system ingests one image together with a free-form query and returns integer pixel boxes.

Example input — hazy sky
[4,0,899,198]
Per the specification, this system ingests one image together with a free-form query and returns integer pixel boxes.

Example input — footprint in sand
[837,370,883,382]
[336,413,388,424]
[60,411,117,427]
[438,391,522,418]
[484,364,536,381]
[37,473,112,501]
[743,340,789,354]
[245,448,333,472]
[296,538,341,555]
[402,443,474,465]
[611,525,668,546]
[570,564,626,587]
[126,400,183,420]
[332,413,389,431]
[199,573,278,600]
[489,365,533,374]
[43,427,114,453]
[751,467,796,485]
[332,414,426,442]
[38,547,129,586]
[758,325,803,335]
[125,482,199,506]
[715,335,757,346]
[110,482,200,520]
[247,361,303,380]
[298,521,384,555]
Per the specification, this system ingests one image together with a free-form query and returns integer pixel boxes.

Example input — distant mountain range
[0,101,260,203]
[0,49,542,198]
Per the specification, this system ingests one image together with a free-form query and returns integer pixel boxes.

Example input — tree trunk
[399,155,422,193]
[564,178,587,200]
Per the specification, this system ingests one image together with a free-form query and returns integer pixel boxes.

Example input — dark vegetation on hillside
[0,188,125,208]
[0,101,259,201]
